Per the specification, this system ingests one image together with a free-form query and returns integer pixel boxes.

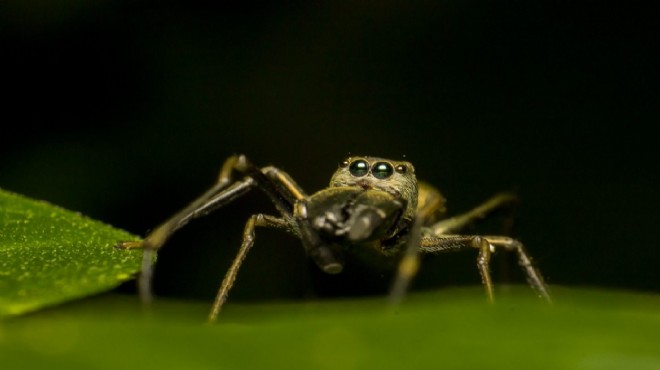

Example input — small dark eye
[339,159,349,168]
[395,164,407,173]
[349,159,369,177]
[372,162,394,179]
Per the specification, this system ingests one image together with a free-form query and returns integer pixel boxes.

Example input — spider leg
[430,192,517,235]
[117,156,258,301]
[262,166,308,204]
[117,156,254,252]
[418,233,551,302]
[176,178,256,227]
[388,214,424,305]
[116,154,306,303]
[388,182,451,304]
[208,214,290,322]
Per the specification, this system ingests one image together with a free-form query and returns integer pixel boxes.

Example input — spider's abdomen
[306,187,407,244]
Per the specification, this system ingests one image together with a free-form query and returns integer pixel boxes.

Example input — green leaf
[1,287,659,370]
[0,188,142,317]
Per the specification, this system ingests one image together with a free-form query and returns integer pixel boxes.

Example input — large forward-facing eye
[371,162,394,179]
[349,159,369,177]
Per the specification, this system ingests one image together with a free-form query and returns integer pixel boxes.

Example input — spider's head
[330,156,418,223]
[299,157,417,273]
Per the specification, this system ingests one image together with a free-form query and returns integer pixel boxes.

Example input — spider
[117,154,550,322]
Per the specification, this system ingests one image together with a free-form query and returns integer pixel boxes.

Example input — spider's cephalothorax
[117,154,551,322]
[304,157,417,256]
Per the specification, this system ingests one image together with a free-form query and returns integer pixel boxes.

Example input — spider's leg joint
[235,154,249,171]
[293,200,308,218]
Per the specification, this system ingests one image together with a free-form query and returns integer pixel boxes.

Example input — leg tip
[115,240,144,250]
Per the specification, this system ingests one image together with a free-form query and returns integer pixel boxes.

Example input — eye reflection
[371,162,394,179]
[349,159,369,177]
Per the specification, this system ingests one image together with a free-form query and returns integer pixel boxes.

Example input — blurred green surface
[1,287,659,370]
[0,189,142,317]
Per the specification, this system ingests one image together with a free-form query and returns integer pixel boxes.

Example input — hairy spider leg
[388,182,446,305]
[426,192,549,301]
[388,214,424,305]
[116,155,294,302]
[417,234,551,302]
[389,191,550,304]
[208,214,290,322]
[430,192,518,235]
[116,155,258,301]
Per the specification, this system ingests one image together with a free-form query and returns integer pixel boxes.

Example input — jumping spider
[118,155,550,322]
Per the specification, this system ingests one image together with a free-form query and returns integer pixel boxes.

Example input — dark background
[2,1,658,302]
